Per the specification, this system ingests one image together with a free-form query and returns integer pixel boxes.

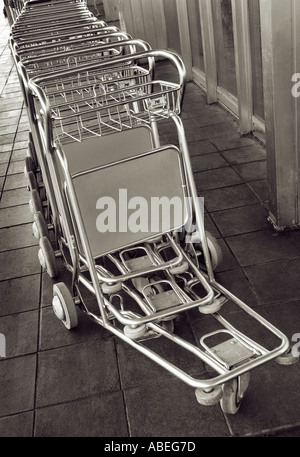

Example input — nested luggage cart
[9,0,294,415]
[13,39,156,256]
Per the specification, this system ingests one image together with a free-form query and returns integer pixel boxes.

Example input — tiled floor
[1,3,300,438]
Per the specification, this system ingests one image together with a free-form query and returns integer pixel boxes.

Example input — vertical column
[231,0,253,134]
[176,0,193,80]
[260,0,300,230]
[102,0,119,21]
[199,0,218,104]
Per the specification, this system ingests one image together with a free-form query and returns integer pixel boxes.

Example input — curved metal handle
[16,31,133,57]
[14,26,123,53]
[22,38,152,65]
[32,47,186,92]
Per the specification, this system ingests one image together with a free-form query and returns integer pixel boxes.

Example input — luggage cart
[13,41,155,260]
[10,0,295,416]
[23,50,293,415]
[22,49,182,277]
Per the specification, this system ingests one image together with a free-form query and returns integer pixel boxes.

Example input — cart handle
[31,48,187,92]
[21,38,152,66]
[13,26,123,52]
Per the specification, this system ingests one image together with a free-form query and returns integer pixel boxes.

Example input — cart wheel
[195,385,223,406]
[29,189,43,215]
[24,156,36,177]
[101,281,122,294]
[132,276,151,294]
[32,211,49,239]
[169,261,189,275]
[198,297,225,315]
[220,373,250,415]
[27,138,38,166]
[38,236,58,278]
[195,231,223,271]
[276,348,299,365]
[53,282,78,330]
[26,170,39,192]
[124,324,147,339]
[206,231,223,270]
[161,319,175,333]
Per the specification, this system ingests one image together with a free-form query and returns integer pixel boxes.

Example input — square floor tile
[191,153,228,173]
[201,185,259,212]
[0,133,15,146]
[188,140,217,156]
[204,212,221,238]
[11,148,27,162]
[39,305,112,351]
[36,339,121,407]
[0,205,33,228]
[195,168,243,192]
[0,188,29,208]
[0,151,10,163]
[213,238,240,272]
[244,258,300,304]
[7,160,25,175]
[247,180,269,203]
[0,224,38,252]
[116,317,205,390]
[0,411,33,437]
[124,379,230,437]
[233,161,267,182]
[224,362,300,437]
[222,144,266,165]
[226,230,300,267]
[0,162,8,176]
[210,204,269,237]
[0,246,40,281]
[0,310,39,357]
[265,299,300,345]
[0,355,36,417]
[192,107,234,128]
[212,134,257,151]
[215,268,261,308]
[34,391,128,437]
[0,274,40,316]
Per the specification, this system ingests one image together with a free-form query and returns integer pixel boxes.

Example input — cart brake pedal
[124,255,153,271]
[120,246,155,272]
[147,289,183,311]
[200,330,258,370]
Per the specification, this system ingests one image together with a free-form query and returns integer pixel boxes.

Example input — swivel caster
[195,385,223,406]
[24,156,36,178]
[29,189,43,215]
[198,297,225,315]
[206,231,223,270]
[26,171,39,192]
[53,282,78,330]
[194,231,223,271]
[276,347,299,365]
[220,373,250,414]
[32,211,49,239]
[101,281,122,294]
[169,261,189,275]
[124,324,147,339]
[161,319,175,333]
[38,236,58,278]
